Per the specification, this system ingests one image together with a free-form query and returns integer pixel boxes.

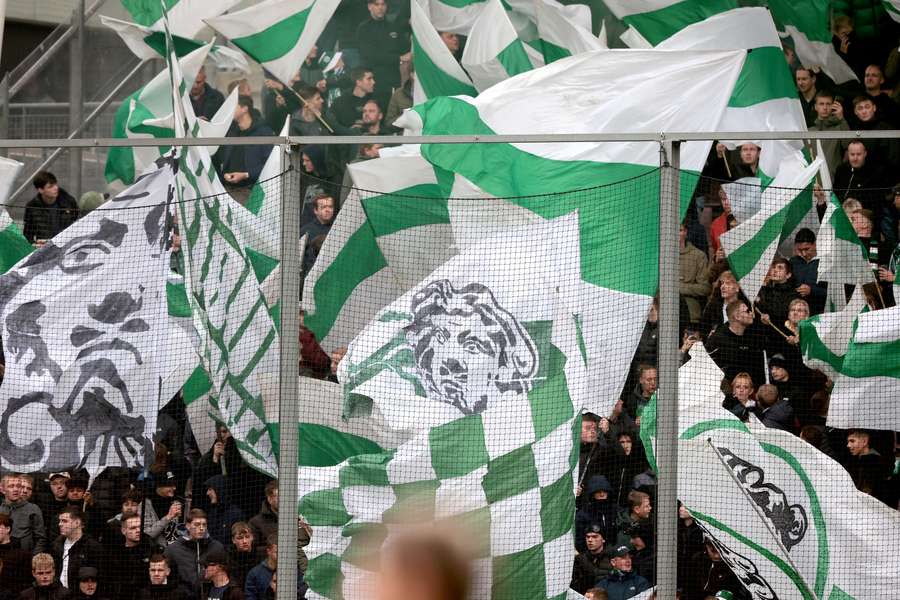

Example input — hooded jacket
[248,502,277,548]
[574,476,617,552]
[204,476,244,547]
[0,498,46,553]
[162,531,225,594]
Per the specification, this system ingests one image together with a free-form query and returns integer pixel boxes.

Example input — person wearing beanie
[571,524,611,594]
[575,476,617,553]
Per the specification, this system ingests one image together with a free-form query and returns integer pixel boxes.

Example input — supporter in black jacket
[189,68,224,121]
[109,514,163,599]
[22,171,78,244]
[135,555,188,600]
[17,553,70,600]
[0,515,32,596]
[49,509,103,593]
[574,477,617,553]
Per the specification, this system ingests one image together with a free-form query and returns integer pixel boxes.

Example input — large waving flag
[410,0,477,103]
[0,160,175,475]
[603,0,737,46]
[887,0,900,23]
[656,7,808,181]
[164,17,279,476]
[799,288,867,380]
[302,154,453,354]
[720,155,823,302]
[461,0,537,93]
[642,344,900,600]
[301,217,586,600]
[420,0,487,35]
[828,304,900,431]
[766,0,858,84]
[0,158,32,274]
[104,44,238,187]
[205,0,341,86]
[120,0,241,38]
[398,48,746,412]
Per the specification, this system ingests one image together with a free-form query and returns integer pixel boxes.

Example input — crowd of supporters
[3,3,900,600]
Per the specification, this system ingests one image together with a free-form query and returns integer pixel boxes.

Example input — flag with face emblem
[300,215,587,600]
[0,159,175,476]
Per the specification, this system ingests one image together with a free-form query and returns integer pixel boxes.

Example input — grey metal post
[68,0,85,198]
[0,74,9,157]
[277,146,301,600]
[656,140,681,599]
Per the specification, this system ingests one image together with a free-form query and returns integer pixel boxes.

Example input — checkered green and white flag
[163,15,279,476]
[300,215,587,599]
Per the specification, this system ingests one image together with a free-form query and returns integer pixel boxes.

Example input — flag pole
[706,439,820,600]
[271,76,335,134]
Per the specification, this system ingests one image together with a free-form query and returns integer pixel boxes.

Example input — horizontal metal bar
[0,129,898,148]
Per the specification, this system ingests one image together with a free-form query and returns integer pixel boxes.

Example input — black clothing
[214,119,276,187]
[22,189,79,243]
[200,580,243,600]
[789,256,826,315]
[300,220,332,273]
[571,551,612,594]
[356,16,409,97]
[39,498,70,542]
[109,536,163,599]
[203,475,244,548]
[50,536,104,591]
[190,83,225,121]
[248,502,277,550]
[832,161,887,216]
[134,581,189,600]
[706,322,767,388]
[844,451,888,495]
[227,547,263,590]
[756,278,800,330]
[0,539,32,595]
[331,93,371,129]
[16,582,71,600]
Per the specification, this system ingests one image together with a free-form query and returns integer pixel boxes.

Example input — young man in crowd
[707,300,767,387]
[39,474,71,542]
[248,482,278,550]
[18,553,70,600]
[163,509,224,596]
[135,555,187,600]
[596,545,651,600]
[109,513,162,598]
[0,513,31,595]
[50,508,102,592]
[0,474,46,554]
[227,523,260,590]
[571,524,611,594]
[244,535,277,600]
[22,171,79,244]
[200,549,243,600]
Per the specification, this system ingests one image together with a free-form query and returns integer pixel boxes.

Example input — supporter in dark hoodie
[203,476,244,548]
[604,432,649,507]
[575,476,617,552]
[226,523,262,590]
[755,257,799,330]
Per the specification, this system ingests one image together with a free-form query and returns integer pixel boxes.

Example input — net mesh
[0,151,897,600]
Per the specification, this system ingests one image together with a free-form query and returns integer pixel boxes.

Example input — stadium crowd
[2,2,900,600]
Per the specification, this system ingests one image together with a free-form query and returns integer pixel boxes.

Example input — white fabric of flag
[461,0,538,93]
[533,0,606,64]
[603,0,737,46]
[655,8,808,180]
[828,304,900,431]
[302,154,454,355]
[766,0,858,84]
[101,15,249,70]
[641,344,900,600]
[419,0,488,35]
[397,48,746,414]
[164,18,279,476]
[410,0,477,104]
[0,160,175,476]
[719,155,823,303]
[204,0,341,86]
[799,288,867,380]
[301,217,586,600]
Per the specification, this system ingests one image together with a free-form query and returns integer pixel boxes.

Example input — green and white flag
[461,0,537,93]
[828,304,900,431]
[766,0,858,84]
[533,0,606,64]
[165,20,279,476]
[302,154,454,354]
[0,157,32,274]
[204,0,341,86]
[244,116,290,261]
[887,1,900,23]
[101,15,249,70]
[720,154,822,302]
[656,7,808,180]
[397,48,746,411]
[419,0,487,35]
[104,44,238,187]
[300,217,586,600]
[642,344,900,600]
[410,0,477,104]
[799,288,866,380]
[603,0,737,46]
[814,145,874,289]
[120,0,241,38]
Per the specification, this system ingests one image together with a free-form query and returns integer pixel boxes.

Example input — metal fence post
[656,140,681,599]
[277,146,301,600]
[0,74,9,157]
[67,0,85,199]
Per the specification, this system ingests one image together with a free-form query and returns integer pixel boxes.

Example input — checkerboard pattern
[299,343,580,600]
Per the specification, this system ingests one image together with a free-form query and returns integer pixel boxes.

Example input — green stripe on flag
[305,224,388,342]
[623,0,738,45]
[297,423,385,466]
[183,365,212,404]
[727,46,797,108]
[496,39,533,77]
[143,31,205,57]
[412,35,478,98]
[245,246,279,283]
[726,204,792,280]
[166,281,192,317]
[841,337,900,379]
[361,185,448,235]
[122,0,178,26]
[105,96,138,184]
[540,39,572,64]
[232,7,313,63]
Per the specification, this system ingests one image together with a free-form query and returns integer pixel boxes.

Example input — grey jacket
[0,499,46,553]
[163,532,224,594]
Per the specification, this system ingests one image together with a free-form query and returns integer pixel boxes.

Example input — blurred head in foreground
[375,532,471,600]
